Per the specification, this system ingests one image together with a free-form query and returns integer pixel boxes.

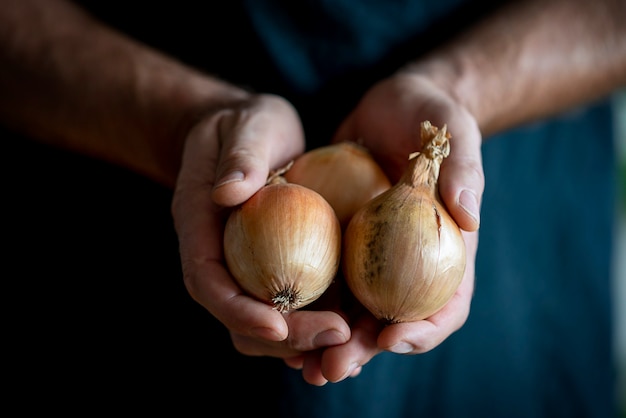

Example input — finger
[301,351,328,386]
[437,110,484,232]
[283,355,305,370]
[285,355,364,378]
[319,313,384,383]
[284,309,351,351]
[229,309,351,358]
[211,95,305,207]
[300,347,363,386]
[182,254,290,342]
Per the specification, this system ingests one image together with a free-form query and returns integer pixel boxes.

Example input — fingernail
[340,362,360,381]
[390,342,415,354]
[251,326,284,342]
[458,189,480,224]
[349,365,362,378]
[314,330,348,347]
[214,170,244,189]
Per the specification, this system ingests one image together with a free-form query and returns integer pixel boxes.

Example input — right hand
[316,72,484,382]
[171,93,351,379]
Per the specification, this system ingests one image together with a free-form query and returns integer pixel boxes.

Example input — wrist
[398,56,485,133]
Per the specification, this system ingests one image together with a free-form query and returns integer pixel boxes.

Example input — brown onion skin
[342,122,466,323]
[284,142,391,229]
[223,177,341,312]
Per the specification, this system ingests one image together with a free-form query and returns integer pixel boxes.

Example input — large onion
[342,121,466,323]
[224,169,341,312]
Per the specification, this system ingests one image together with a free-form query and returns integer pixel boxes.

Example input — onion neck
[400,121,449,191]
[402,155,441,192]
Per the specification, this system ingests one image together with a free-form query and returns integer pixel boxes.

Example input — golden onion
[342,121,466,323]
[284,142,391,229]
[224,169,341,312]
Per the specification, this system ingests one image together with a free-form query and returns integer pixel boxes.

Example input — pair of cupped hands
[172,72,484,386]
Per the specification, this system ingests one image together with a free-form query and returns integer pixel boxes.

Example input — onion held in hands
[224,167,341,312]
[284,142,391,228]
[342,121,466,323]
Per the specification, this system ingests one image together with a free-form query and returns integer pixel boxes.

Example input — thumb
[211,95,305,207]
[437,114,484,232]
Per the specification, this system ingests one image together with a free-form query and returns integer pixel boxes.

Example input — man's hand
[172,94,352,379]
[306,73,484,383]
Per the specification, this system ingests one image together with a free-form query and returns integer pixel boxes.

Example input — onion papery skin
[342,122,466,323]
[284,142,391,229]
[224,179,342,312]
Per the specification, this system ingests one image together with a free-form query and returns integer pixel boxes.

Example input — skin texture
[1,0,624,386]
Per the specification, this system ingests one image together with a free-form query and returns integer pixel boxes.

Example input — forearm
[406,0,626,137]
[0,0,248,187]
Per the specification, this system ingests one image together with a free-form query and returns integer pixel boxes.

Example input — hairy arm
[405,0,626,137]
[0,0,249,186]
